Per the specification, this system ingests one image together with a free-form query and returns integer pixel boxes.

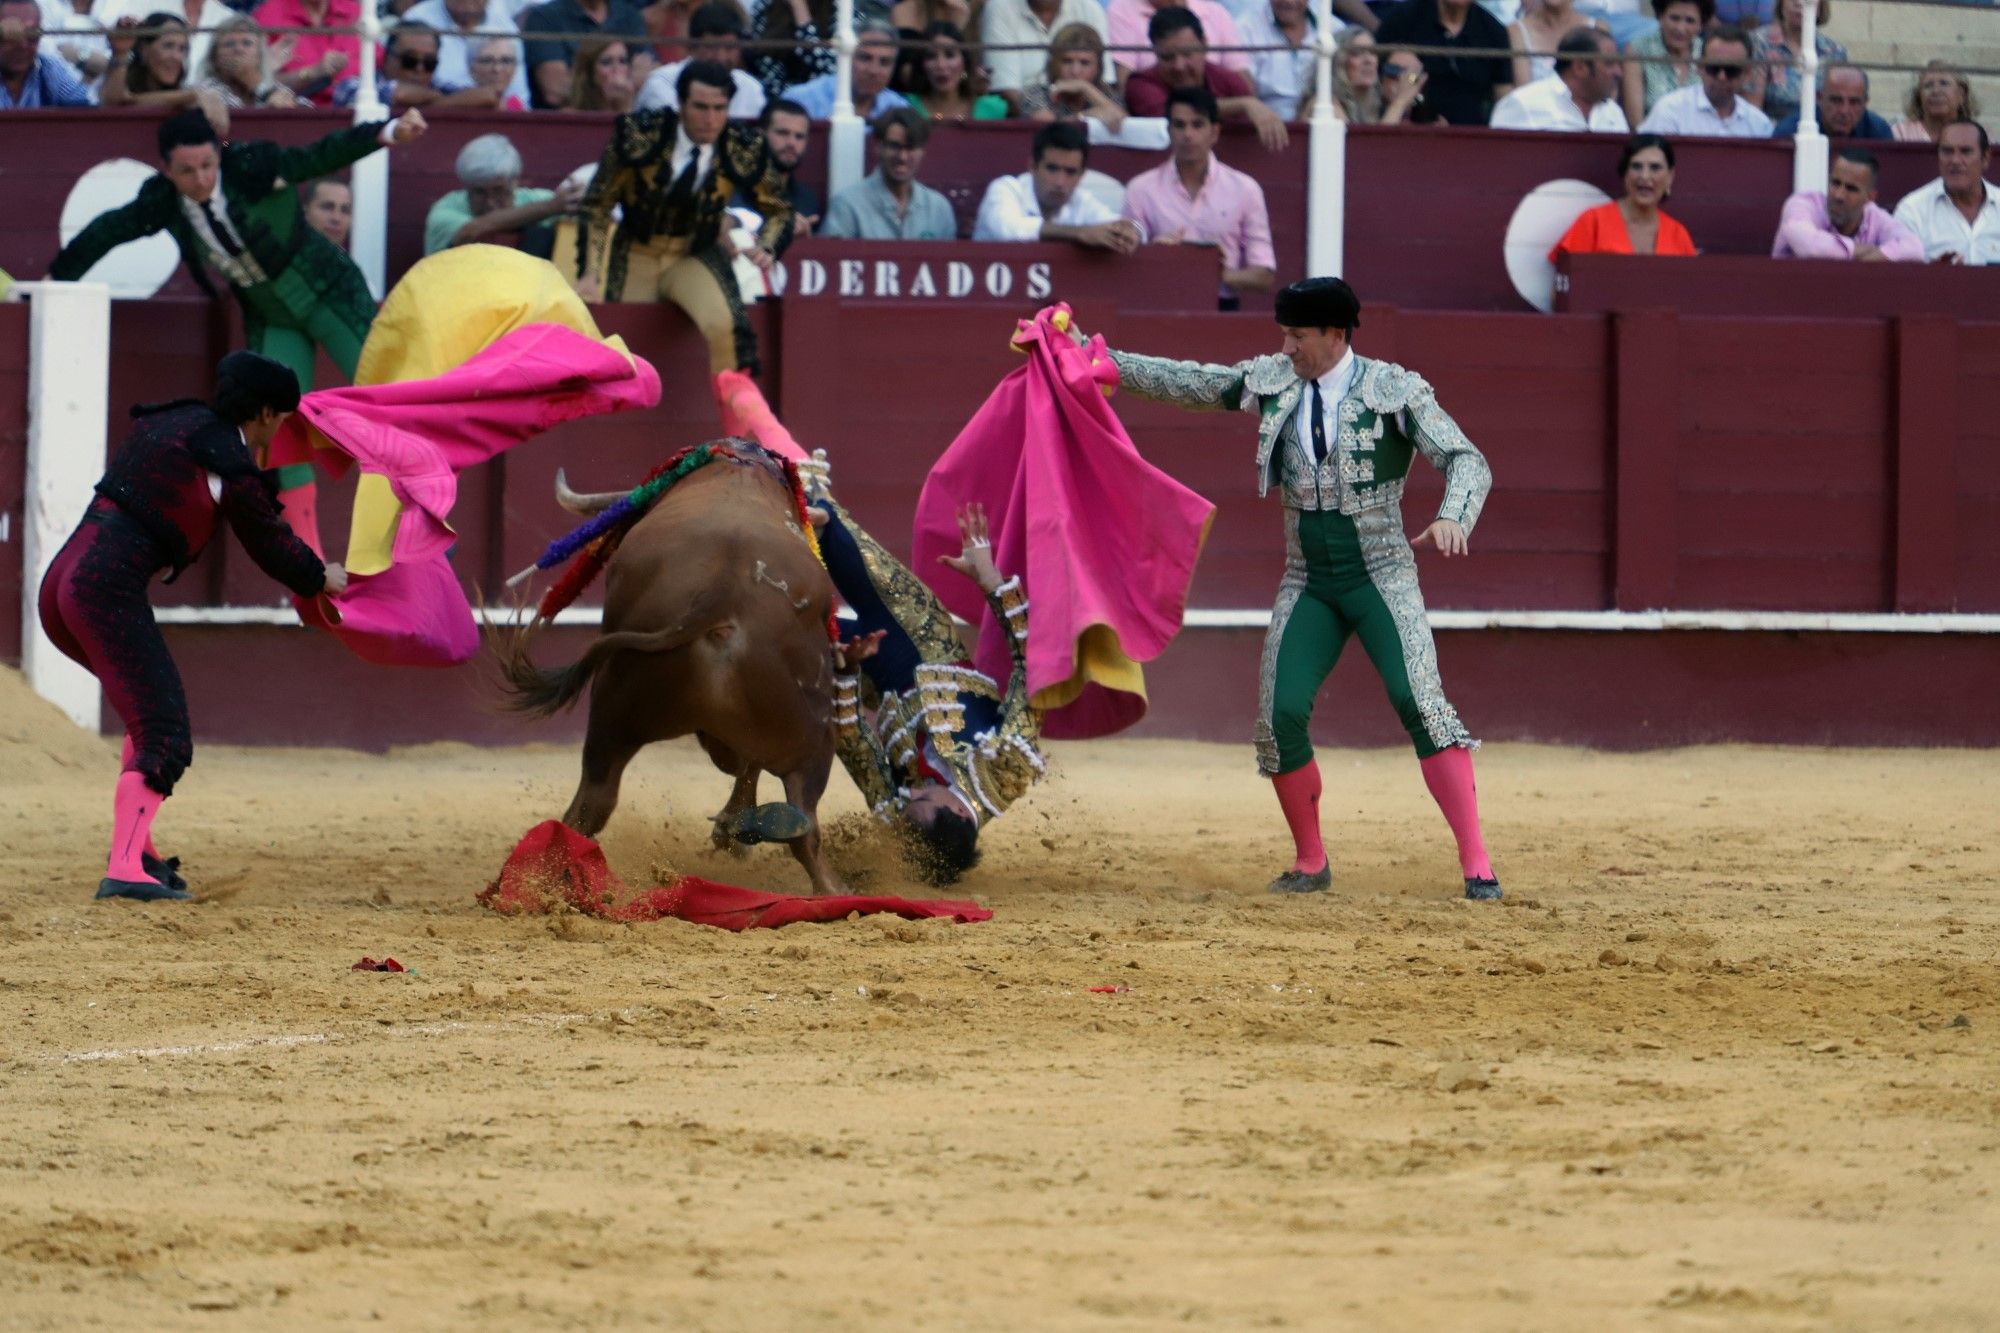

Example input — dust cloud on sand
[2,666,1995,1329]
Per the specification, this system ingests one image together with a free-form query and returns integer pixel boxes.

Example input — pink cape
[267,323,661,667]
[913,307,1215,739]
[478,821,994,930]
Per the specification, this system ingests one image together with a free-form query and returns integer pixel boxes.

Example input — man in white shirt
[636,1,766,118]
[980,0,1107,104]
[1636,24,1771,138]
[1234,0,1326,121]
[1489,28,1627,132]
[973,121,1143,253]
[403,0,531,108]
[1893,121,2000,267]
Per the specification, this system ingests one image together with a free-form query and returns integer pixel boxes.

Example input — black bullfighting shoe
[1464,876,1503,902]
[142,852,188,894]
[96,875,193,902]
[732,802,812,846]
[1266,866,1333,894]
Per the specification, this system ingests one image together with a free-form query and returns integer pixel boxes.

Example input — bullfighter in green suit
[49,107,430,543]
[1073,278,1503,902]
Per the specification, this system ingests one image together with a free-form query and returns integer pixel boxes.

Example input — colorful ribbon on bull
[519,440,836,642]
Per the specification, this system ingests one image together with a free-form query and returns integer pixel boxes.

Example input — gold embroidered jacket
[578,112,796,296]
[823,500,1044,826]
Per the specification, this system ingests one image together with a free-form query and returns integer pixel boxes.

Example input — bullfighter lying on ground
[37,352,345,902]
[1069,277,1504,901]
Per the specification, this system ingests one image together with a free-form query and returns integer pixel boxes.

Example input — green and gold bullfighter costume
[50,110,421,528]
[1096,277,1503,900]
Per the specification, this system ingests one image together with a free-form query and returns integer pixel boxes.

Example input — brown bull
[497,453,845,894]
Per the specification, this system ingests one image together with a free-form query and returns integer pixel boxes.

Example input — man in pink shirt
[1773,149,1924,262]
[1105,0,1248,77]
[260,0,365,103]
[1122,86,1275,309]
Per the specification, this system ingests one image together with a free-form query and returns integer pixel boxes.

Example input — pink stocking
[108,770,164,882]
[1420,746,1493,880]
[713,370,808,462]
[119,735,159,858]
[1270,761,1327,875]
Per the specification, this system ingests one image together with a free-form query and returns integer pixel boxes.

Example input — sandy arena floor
[1,668,1996,1331]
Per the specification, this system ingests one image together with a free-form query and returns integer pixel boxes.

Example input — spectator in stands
[519,0,650,109]
[1017,23,1126,131]
[1236,0,1315,122]
[465,36,528,109]
[973,120,1143,252]
[739,98,820,232]
[1,0,95,104]
[426,133,584,257]
[1375,0,1512,126]
[401,0,530,111]
[39,0,115,98]
[99,11,221,117]
[93,0,236,80]
[564,35,636,110]
[1620,0,1706,129]
[1127,8,1289,150]
[255,0,359,102]
[1893,122,1999,266]
[1772,148,1922,261]
[1490,28,1626,132]
[300,178,351,249]
[1346,38,1434,125]
[1636,23,1769,136]
[1747,0,1843,124]
[1892,59,1979,145]
[1769,62,1886,139]
[1550,133,1696,257]
[900,20,1006,119]
[637,2,766,117]
[750,0,834,104]
[1509,0,1605,88]
[982,0,1107,109]
[193,16,301,108]
[640,0,700,66]
[1712,0,1771,21]
[334,21,499,109]
[1122,87,1274,309]
[821,104,958,238]
[1104,0,1248,82]
[783,18,908,120]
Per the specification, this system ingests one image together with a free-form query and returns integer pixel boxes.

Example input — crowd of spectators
[3,0,1995,279]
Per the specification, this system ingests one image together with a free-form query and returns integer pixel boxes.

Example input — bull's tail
[495,620,715,719]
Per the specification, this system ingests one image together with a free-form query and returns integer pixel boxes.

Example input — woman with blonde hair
[1893,59,1979,143]
[564,35,635,112]
[1016,22,1125,131]
[1332,29,1424,126]
[194,15,299,108]
[1748,0,1844,122]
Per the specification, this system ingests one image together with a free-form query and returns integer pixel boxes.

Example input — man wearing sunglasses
[1637,23,1772,137]
[333,21,504,109]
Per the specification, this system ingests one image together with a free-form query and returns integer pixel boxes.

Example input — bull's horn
[554,468,627,515]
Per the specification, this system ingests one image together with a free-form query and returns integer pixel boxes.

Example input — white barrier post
[1791,5,1827,195]
[1305,0,1345,277]
[19,281,110,731]
[349,9,391,301]
[827,0,865,199]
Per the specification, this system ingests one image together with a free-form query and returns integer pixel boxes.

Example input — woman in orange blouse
[1551,135,1698,259]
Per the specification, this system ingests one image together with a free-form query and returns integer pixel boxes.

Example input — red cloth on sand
[479,821,995,930]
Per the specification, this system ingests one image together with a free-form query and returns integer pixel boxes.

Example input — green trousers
[1255,506,1474,774]
[242,267,371,490]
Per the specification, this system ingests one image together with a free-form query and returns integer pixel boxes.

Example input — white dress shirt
[979,0,1110,94]
[178,182,272,286]
[636,61,767,118]
[670,125,716,189]
[1234,2,1327,121]
[1635,83,1773,138]
[973,172,1124,241]
[1892,177,2000,267]
[1489,75,1630,133]
[1287,349,1356,475]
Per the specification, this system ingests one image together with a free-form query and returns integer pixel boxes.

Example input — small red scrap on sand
[352,957,405,972]
[1089,985,1131,994]
[479,821,994,931]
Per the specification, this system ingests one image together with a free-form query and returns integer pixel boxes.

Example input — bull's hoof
[732,802,811,846]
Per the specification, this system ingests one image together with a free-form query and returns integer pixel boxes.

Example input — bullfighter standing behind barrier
[1071,277,1503,900]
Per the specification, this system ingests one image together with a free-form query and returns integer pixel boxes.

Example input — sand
[1,665,1996,1330]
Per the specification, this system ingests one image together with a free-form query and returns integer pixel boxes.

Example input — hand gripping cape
[266,245,662,667]
[912,307,1215,739]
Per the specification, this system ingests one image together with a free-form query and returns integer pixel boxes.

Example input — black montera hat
[1274,276,1361,331]
[214,351,301,415]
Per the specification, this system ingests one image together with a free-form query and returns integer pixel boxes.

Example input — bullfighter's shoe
[142,852,188,894]
[1267,866,1333,894]
[96,876,193,902]
[732,802,812,846]
[1464,876,1504,902]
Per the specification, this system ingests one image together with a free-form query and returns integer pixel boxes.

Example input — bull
[497,451,846,894]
